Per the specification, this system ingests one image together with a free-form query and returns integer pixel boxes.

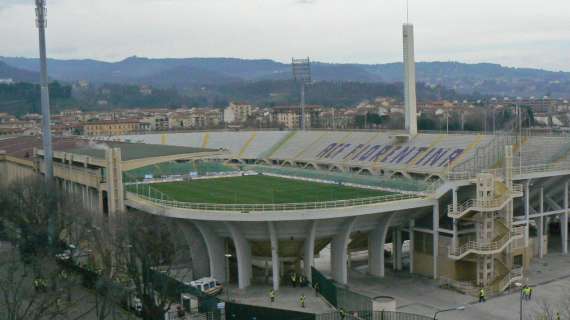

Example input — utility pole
[35,0,54,180]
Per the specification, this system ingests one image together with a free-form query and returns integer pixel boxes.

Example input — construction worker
[291,272,297,287]
[299,274,305,287]
[339,308,347,320]
[479,287,486,303]
[269,289,275,303]
[528,287,533,300]
[523,286,530,301]
[33,278,41,292]
[299,294,306,308]
[314,282,320,296]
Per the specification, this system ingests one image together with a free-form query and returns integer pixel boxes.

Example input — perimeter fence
[311,267,372,315]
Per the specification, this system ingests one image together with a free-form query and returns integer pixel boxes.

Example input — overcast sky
[1,0,569,71]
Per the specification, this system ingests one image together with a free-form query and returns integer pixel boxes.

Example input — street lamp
[433,306,465,319]
[515,282,524,320]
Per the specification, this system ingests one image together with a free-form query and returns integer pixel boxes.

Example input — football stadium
[2,23,570,318]
[3,128,570,300]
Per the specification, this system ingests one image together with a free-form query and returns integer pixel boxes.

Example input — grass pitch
[150,175,394,204]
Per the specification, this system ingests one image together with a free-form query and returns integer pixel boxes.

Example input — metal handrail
[447,184,523,218]
[449,226,525,258]
[126,183,420,212]
[440,267,523,296]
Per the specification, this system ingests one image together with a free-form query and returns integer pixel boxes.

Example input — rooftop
[0,136,215,161]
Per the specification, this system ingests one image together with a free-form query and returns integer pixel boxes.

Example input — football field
[149,175,394,204]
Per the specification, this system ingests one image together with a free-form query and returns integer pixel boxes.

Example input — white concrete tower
[403,23,418,136]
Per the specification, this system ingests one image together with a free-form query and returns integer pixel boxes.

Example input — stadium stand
[121,131,289,161]
[116,130,570,178]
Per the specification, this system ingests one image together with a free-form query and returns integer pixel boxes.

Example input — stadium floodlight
[35,0,54,180]
[292,57,311,130]
[35,0,55,248]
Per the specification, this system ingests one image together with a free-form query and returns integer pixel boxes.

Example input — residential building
[82,120,140,136]
[272,105,321,129]
[224,103,253,124]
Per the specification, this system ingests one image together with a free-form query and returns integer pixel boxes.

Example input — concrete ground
[313,239,570,320]
[223,284,334,314]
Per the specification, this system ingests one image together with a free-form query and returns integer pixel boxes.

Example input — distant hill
[0,61,39,83]
[2,56,569,97]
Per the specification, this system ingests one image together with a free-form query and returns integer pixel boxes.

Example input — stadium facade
[1,22,570,301]
[2,129,570,298]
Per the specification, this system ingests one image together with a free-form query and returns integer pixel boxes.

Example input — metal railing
[447,184,523,219]
[448,226,525,259]
[317,311,433,320]
[450,134,519,179]
[126,182,421,212]
[513,160,570,175]
[440,267,523,296]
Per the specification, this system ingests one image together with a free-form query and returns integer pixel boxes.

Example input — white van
[189,277,223,296]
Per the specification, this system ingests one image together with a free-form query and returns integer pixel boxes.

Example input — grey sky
[1,0,569,71]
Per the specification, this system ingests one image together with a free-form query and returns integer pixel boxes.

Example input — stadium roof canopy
[0,136,226,170]
[66,142,212,161]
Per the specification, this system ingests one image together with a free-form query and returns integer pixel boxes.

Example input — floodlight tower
[403,20,418,136]
[35,0,54,179]
[292,57,312,130]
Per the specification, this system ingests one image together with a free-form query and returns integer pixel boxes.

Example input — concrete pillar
[368,213,395,277]
[303,221,317,282]
[330,217,357,285]
[98,189,104,214]
[563,181,569,255]
[193,221,226,283]
[433,203,439,280]
[176,222,209,279]
[452,188,458,251]
[225,222,252,289]
[267,222,280,291]
[395,228,403,271]
[409,220,415,274]
[539,187,545,258]
[392,229,397,271]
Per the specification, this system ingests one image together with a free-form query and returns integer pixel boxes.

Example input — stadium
[2,128,570,300]
[1,22,570,317]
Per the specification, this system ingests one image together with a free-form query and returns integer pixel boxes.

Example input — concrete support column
[303,221,317,282]
[563,181,569,255]
[267,222,280,291]
[98,190,104,214]
[452,188,458,251]
[392,228,403,271]
[225,223,252,289]
[539,187,545,258]
[409,220,415,274]
[433,203,439,280]
[368,213,395,277]
[330,217,357,285]
[193,222,226,283]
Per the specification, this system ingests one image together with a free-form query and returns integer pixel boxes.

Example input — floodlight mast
[35,0,54,180]
[292,58,311,130]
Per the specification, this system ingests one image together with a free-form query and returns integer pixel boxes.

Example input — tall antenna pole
[35,0,54,180]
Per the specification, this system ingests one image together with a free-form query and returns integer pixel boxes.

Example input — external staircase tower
[447,146,524,295]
